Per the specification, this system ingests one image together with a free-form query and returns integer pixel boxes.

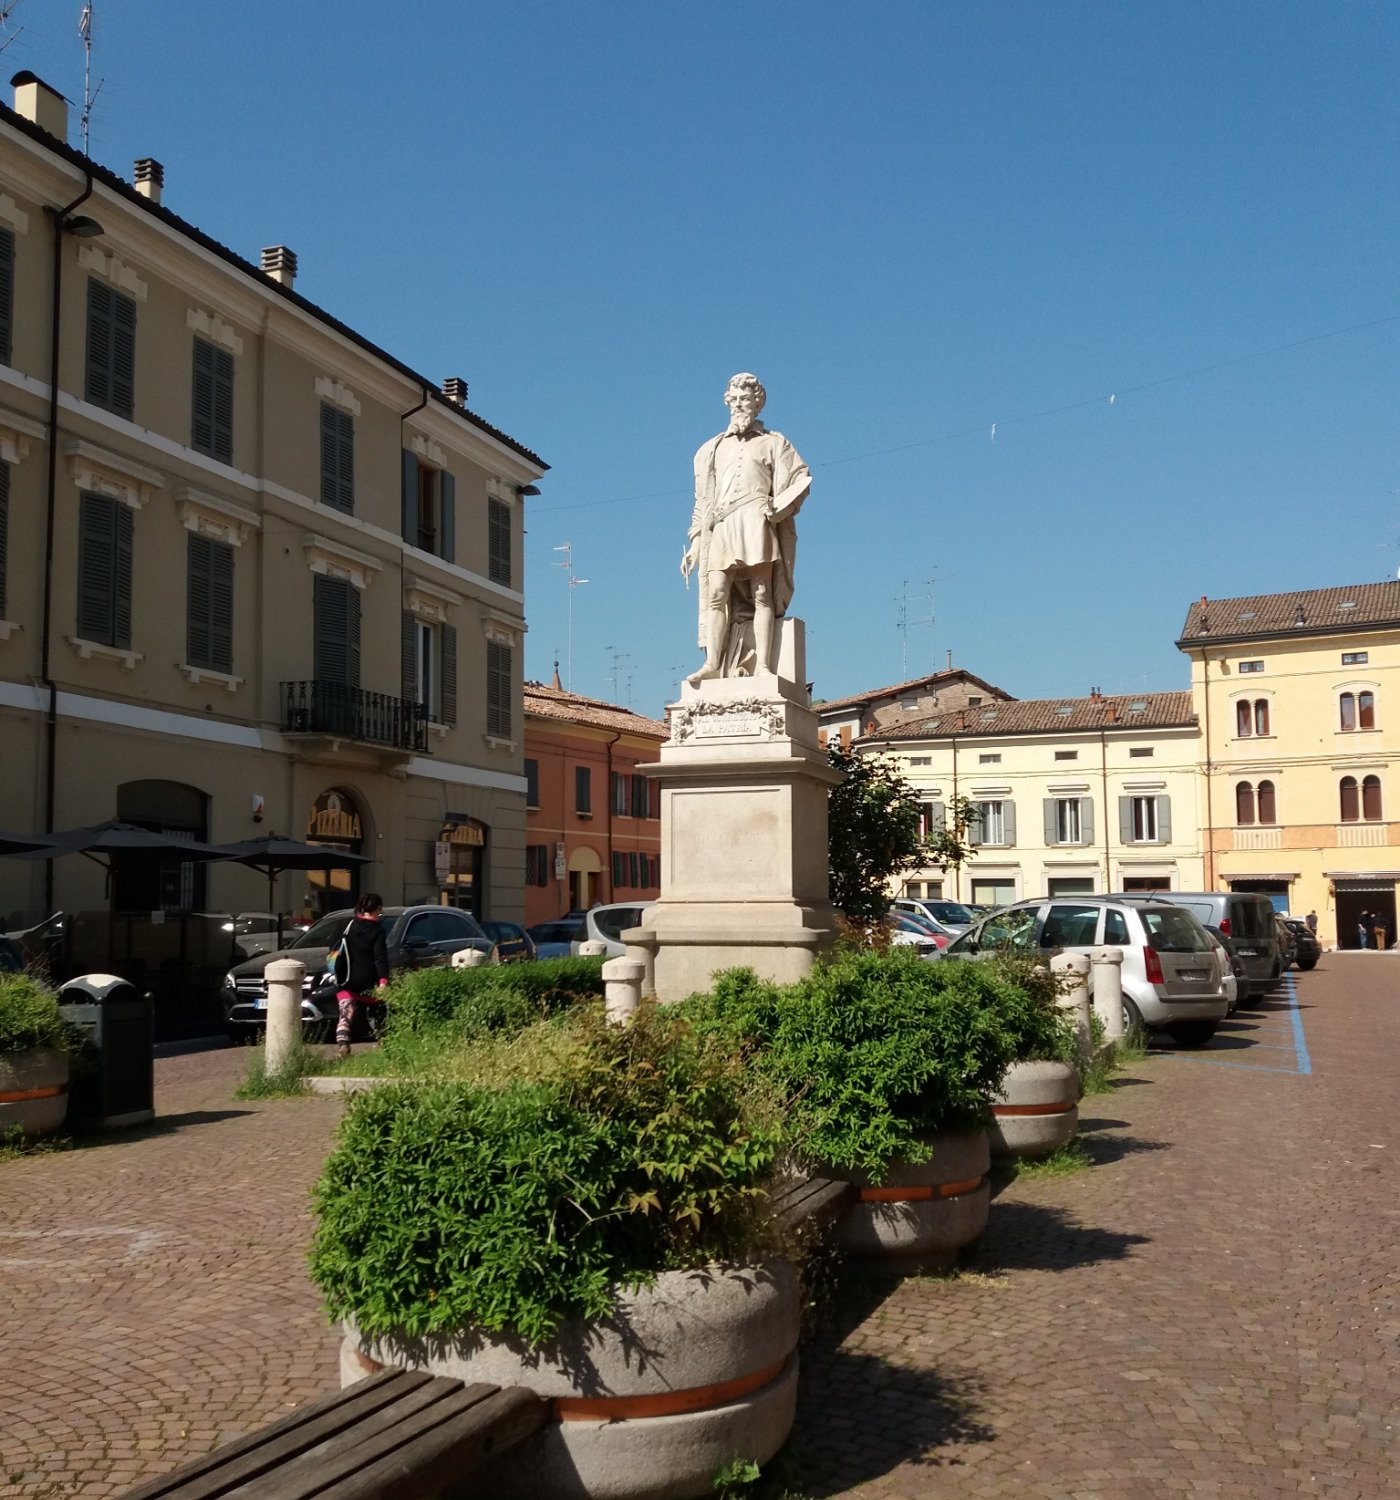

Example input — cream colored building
[0,76,546,958]
[1177,583,1399,950]
[859,691,1205,906]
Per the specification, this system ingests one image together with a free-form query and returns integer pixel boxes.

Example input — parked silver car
[893,896,975,936]
[940,895,1230,1046]
[1114,891,1282,1001]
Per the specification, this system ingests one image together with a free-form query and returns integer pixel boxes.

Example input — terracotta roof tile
[816,668,1012,714]
[1178,582,1400,646]
[864,690,1196,742]
[523,683,668,739]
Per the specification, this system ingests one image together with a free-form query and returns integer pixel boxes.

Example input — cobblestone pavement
[1,955,1396,1497]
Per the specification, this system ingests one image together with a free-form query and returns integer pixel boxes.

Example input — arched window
[1362,775,1383,822]
[1236,700,1253,737]
[1235,781,1255,825]
[1340,693,1356,731]
[1340,776,1359,822]
[1257,780,1276,824]
[1359,692,1375,730]
[1253,699,1270,736]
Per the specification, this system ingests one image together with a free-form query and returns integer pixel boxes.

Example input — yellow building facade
[1178,583,1399,950]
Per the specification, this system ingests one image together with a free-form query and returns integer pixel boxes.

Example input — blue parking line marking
[1282,969,1312,1076]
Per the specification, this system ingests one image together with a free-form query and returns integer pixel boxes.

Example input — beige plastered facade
[0,90,545,927]
[1181,627,1399,951]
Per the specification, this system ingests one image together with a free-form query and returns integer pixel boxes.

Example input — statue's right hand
[680,545,697,579]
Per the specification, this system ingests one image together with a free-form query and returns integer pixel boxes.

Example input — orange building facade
[523,681,666,926]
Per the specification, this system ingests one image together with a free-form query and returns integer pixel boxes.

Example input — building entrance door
[305,789,364,917]
[1334,879,1397,950]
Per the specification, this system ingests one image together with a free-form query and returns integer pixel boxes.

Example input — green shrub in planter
[310,1004,781,1346]
[379,956,605,1065]
[0,972,72,1055]
[687,948,1072,1180]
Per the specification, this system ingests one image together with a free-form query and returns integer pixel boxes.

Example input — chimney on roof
[1105,703,1117,723]
[260,245,297,288]
[133,158,163,204]
[442,377,468,408]
[11,71,68,142]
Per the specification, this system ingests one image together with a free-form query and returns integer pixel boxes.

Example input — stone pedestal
[628,620,840,1002]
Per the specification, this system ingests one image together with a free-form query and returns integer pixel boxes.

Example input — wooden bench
[118,1368,546,1500]
[769,1174,857,1234]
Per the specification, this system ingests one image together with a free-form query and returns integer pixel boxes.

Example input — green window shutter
[209,536,233,672]
[401,610,417,704]
[488,498,511,585]
[187,533,212,666]
[1081,797,1095,846]
[78,495,115,641]
[112,500,134,648]
[576,765,591,813]
[314,574,354,685]
[1118,797,1134,844]
[612,851,624,888]
[0,228,13,366]
[439,470,455,563]
[440,623,457,725]
[1156,796,1172,843]
[0,461,8,618]
[211,345,234,462]
[487,640,511,738]
[192,339,214,454]
[401,449,419,542]
[319,405,353,512]
[111,290,136,420]
[86,279,112,410]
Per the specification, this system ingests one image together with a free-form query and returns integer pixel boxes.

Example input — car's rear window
[593,907,642,942]
[1142,908,1211,953]
[927,902,974,924]
[1231,899,1274,939]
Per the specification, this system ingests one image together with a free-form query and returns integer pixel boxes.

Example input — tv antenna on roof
[78,3,105,152]
[894,575,936,678]
[552,542,588,692]
[0,2,27,58]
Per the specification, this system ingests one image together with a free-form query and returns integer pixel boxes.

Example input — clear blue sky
[14,2,1398,714]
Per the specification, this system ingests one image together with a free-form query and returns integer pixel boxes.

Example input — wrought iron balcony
[281,681,428,753]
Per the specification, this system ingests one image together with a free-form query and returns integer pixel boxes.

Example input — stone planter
[339,1261,799,1500]
[828,1127,990,1272]
[989,1059,1079,1160]
[0,1047,69,1137]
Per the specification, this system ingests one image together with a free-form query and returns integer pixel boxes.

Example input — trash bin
[57,974,155,1127]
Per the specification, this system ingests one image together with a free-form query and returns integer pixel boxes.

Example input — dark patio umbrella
[0,830,57,856]
[24,821,233,864]
[215,834,372,918]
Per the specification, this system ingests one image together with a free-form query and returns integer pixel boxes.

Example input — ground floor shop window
[1122,876,1171,892]
[437,817,485,917]
[971,878,1016,906]
[1047,877,1096,898]
[305,789,364,916]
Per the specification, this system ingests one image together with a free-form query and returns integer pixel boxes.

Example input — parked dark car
[1278,916,1321,971]
[528,919,583,959]
[482,920,536,963]
[1275,916,1298,971]
[221,905,495,1041]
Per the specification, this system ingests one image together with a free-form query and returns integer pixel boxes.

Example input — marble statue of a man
[680,373,811,683]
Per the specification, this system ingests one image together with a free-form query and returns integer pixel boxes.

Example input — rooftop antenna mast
[894,576,936,678]
[606,646,634,707]
[78,2,104,153]
[0,2,28,58]
[552,542,588,692]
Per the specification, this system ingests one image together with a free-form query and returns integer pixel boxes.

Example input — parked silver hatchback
[940,896,1230,1047]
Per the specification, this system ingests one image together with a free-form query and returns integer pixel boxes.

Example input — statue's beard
[727,412,756,435]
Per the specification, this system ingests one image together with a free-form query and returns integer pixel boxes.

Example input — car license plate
[1234,948,1259,957]
[254,996,267,1010]
[1178,970,1209,981]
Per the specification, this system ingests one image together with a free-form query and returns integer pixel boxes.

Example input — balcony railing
[281,681,428,753]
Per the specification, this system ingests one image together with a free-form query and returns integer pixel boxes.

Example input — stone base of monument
[628,621,840,1003]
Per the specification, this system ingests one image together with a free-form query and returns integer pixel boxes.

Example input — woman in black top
[334,892,390,1057]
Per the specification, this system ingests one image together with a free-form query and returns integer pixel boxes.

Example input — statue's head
[724,372,766,432]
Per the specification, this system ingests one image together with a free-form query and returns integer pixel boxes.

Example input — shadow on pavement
[1075,1132,1169,1167]
[783,1344,994,1495]
[106,1108,256,1142]
[973,1199,1149,1273]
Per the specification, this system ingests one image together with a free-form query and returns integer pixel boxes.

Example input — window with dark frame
[186,533,233,673]
[1362,775,1383,822]
[575,765,592,815]
[612,771,627,816]
[1235,781,1255,826]
[488,497,511,585]
[1257,779,1276,824]
[1359,692,1376,730]
[191,337,234,462]
[1342,652,1368,666]
[631,775,648,818]
[0,227,13,366]
[401,450,455,562]
[525,844,550,886]
[524,758,540,809]
[320,403,354,512]
[86,278,136,419]
[1238,660,1264,674]
[1339,776,1359,823]
[486,641,512,739]
[77,493,133,648]
[1253,698,1270,735]
[1340,693,1356,732]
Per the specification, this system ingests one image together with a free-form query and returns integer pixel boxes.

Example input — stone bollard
[1049,952,1093,1068]
[264,958,306,1076]
[602,957,645,1026]
[1090,947,1126,1041]
[451,946,487,969]
[578,940,607,957]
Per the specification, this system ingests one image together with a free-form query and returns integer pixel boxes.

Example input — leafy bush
[310,1004,781,1345]
[0,973,71,1056]
[686,949,1072,1179]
